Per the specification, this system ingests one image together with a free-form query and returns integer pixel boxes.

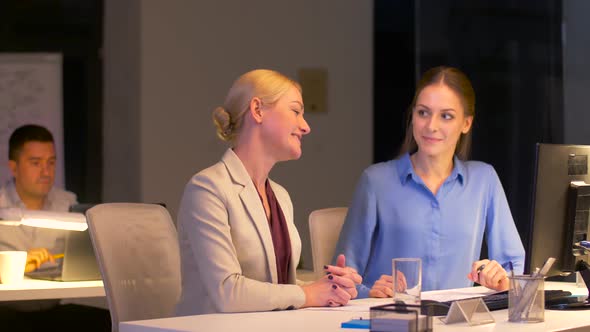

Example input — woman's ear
[249,97,264,124]
[462,115,474,134]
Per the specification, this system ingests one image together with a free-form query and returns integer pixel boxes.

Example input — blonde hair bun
[212,106,232,141]
[212,69,300,144]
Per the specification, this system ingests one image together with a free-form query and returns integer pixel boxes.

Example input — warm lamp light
[0,209,88,231]
[0,208,23,226]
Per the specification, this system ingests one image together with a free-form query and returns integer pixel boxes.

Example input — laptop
[26,229,102,281]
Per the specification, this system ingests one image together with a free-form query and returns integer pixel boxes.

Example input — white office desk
[120,282,590,332]
[0,277,104,301]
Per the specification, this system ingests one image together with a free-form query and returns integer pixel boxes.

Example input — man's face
[9,141,56,199]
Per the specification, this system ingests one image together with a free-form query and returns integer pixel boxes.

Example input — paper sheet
[303,287,498,312]
[421,286,498,302]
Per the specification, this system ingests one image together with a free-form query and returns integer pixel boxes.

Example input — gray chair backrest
[308,207,348,278]
[86,203,181,332]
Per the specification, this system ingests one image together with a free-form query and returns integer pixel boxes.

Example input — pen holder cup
[508,275,544,323]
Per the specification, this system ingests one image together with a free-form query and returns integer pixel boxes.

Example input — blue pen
[508,261,520,296]
[477,264,486,274]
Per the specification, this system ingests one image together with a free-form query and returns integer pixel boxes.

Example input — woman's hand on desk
[468,259,509,291]
[25,248,55,273]
[323,254,363,299]
[300,275,352,307]
[300,254,363,307]
[368,272,407,298]
[369,275,393,298]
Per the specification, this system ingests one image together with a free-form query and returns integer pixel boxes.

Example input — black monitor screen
[69,203,97,214]
[527,143,590,277]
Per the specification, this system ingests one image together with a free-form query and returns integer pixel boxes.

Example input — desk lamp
[0,208,87,231]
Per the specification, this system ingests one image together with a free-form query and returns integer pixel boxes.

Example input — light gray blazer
[175,149,306,315]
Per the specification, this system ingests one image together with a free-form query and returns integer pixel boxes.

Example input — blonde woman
[176,69,361,315]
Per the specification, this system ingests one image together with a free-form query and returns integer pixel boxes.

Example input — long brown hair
[399,66,475,160]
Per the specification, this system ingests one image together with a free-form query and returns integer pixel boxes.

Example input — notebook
[26,230,102,281]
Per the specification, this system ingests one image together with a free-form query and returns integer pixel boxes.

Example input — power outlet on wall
[298,68,328,113]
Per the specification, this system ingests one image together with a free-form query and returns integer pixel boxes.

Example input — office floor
[0,304,111,332]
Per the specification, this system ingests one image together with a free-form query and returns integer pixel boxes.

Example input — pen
[510,257,555,321]
[477,264,486,274]
[476,263,510,285]
[525,260,553,320]
[508,261,519,297]
[536,257,555,277]
[475,264,485,282]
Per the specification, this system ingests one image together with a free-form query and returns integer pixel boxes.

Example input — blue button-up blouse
[333,153,525,298]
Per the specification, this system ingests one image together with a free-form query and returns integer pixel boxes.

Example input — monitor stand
[547,260,590,310]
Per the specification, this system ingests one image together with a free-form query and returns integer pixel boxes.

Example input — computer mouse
[420,300,451,316]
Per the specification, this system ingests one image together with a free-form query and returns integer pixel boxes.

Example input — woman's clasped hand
[302,254,363,307]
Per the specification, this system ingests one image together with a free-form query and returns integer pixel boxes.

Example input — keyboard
[421,289,573,316]
[480,289,573,311]
[25,261,62,279]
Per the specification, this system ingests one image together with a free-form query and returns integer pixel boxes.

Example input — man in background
[0,124,77,271]
[0,124,110,332]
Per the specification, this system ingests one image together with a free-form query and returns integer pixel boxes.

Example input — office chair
[86,203,181,332]
[308,207,348,278]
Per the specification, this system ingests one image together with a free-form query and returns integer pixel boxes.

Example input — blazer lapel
[221,149,278,283]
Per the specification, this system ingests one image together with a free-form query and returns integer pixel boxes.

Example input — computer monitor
[527,143,590,277]
[69,203,98,214]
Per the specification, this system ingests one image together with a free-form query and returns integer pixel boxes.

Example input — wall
[103,0,142,202]
[563,0,590,145]
[104,0,373,269]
